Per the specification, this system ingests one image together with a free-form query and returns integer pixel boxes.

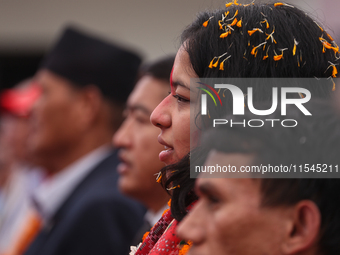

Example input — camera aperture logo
[198,83,312,128]
[197,82,223,115]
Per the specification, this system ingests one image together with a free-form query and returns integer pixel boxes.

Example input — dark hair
[140,55,175,83]
[201,100,340,255]
[182,4,338,80]
[161,2,340,221]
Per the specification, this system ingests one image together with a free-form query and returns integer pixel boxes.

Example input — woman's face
[150,47,198,166]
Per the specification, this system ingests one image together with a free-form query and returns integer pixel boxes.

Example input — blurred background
[0,0,339,89]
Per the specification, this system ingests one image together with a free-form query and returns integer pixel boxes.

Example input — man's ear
[282,200,321,254]
[77,85,102,126]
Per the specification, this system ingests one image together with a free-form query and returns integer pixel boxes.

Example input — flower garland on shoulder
[130,199,193,255]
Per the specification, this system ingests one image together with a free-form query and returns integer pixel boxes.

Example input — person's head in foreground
[150,1,339,222]
[177,100,340,255]
[28,26,141,173]
[113,56,174,213]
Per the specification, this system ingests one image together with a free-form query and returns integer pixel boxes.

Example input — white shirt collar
[32,145,112,224]
[144,203,169,227]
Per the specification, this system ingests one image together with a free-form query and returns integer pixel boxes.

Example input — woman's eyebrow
[172,80,191,91]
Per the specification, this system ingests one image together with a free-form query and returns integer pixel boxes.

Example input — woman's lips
[159,147,174,163]
[157,136,174,164]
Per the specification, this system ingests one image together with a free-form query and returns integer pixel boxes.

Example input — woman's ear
[282,200,321,255]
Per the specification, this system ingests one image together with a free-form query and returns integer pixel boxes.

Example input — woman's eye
[172,94,189,103]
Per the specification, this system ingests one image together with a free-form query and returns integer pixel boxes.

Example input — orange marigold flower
[274,2,294,7]
[248,28,263,36]
[142,232,150,242]
[219,61,225,70]
[251,47,257,56]
[179,241,193,255]
[202,20,209,27]
[209,58,216,68]
[314,21,324,32]
[237,19,242,27]
[230,18,237,26]
[273,55,283,61]
[274,48,287,61]
[293,44,297,56]
[218,20,223,30]
[220,31,230,38]
[212,60,219,67]
[327,33,334,42]
[293,39,298,56]
[162,208,169,217]
[225,2,233,7]
[332,65,338,78]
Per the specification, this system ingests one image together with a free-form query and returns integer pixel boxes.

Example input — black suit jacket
[24,150,145,255]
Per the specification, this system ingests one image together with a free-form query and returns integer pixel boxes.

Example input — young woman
[132,2,339,254]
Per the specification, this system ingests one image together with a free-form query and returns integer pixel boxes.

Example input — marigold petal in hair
[263,45,271,60]
[325,61,338,78]
[202,16,214,27]
[293,38,299,56]
[266,27,277,44]
[209,52,229,69]
[229,17,237,27]
[219,55,232,70]
[167,185,180,191]
[274,2,294,8]
[155,171,162,183]
[237,18,242,27]
[251,42,267,58]
[273,48,288,61]
[314,21,324,32]
[220,30,232,38]
[261,19,270,29]
[225,1,233,8]
[248,28,264,36]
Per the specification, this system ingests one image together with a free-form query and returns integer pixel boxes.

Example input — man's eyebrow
[126,104,152,116]
[196,181,218,197]
[172,80,191,91]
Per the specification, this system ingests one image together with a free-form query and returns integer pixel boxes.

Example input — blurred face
[113,76,169,199]
[177,151,290,255]
[28,70,88,166]
[150,47,198,165]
